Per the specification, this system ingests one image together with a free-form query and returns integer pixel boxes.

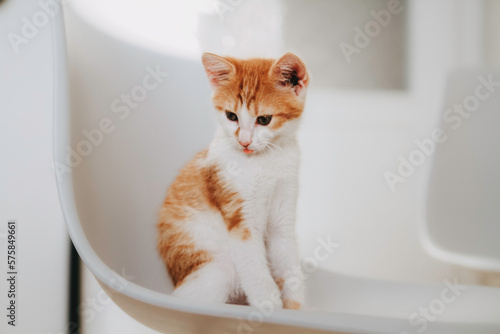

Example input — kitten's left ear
[202,53,235,89]
[269,53,309,98]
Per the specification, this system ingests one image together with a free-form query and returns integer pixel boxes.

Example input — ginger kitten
[157,52,309,310]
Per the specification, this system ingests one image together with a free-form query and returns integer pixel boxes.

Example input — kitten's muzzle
[238,140,252,148]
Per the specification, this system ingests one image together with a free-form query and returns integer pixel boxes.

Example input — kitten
[157,52,309,310]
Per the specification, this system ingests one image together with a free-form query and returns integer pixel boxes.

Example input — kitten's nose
[238,140,252,148]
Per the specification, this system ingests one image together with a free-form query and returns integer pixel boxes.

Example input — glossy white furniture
[422,70,500,272]
[55,2,500,334]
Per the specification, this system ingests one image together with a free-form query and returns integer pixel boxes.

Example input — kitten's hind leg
[172,258,235,304]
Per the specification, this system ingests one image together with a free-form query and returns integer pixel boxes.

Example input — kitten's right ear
[270,53,309,99]
[201,53,235,89]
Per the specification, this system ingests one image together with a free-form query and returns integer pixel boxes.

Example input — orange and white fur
[158,53,309,310]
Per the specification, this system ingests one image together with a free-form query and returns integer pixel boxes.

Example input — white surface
[0,0,69,333]
[57,2,500,333]
[81,264,160,334]
[296,90,456,282]
[422,70,500,272]
[69,0,210,60]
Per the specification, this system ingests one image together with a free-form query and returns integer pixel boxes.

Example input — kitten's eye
[257,115,272,126]
[225,111,238,122]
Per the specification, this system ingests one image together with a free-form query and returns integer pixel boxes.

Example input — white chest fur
[209,135,299,200]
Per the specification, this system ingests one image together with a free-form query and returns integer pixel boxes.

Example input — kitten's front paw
[280,276,305,309]
[283,299,301,310]
[248,288,283,311]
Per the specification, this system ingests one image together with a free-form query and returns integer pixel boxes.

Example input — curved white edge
[51,11,500,334]
[418,220,500,273]
[67,1,200,61]
[49,10,403,334]
[416,78,500,274]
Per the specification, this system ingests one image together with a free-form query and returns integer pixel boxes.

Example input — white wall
[0,0,69,333]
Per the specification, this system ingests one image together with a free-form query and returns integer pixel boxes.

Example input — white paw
[248,287,283,311]
[279,276,304,310]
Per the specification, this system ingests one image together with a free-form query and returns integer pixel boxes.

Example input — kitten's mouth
[243,148,254,154]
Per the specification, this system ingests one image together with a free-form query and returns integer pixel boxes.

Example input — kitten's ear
[202,53,235,89]
[269,53,309,98]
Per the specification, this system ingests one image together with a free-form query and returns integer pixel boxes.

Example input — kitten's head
[202,52,309,155]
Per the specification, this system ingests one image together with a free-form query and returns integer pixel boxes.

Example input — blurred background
[62,1,499,332]
[1,0,499,333]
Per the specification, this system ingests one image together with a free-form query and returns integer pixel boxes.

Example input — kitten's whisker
[263,144,274,158]
[267,142,283,151]
[262,141,283,151]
